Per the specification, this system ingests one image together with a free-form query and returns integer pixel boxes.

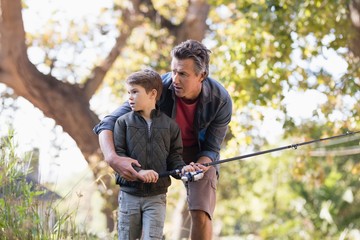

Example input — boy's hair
[171,39,211,79]
[126,69,163,101]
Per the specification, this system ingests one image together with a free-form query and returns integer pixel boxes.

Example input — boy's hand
[139,170,159,183]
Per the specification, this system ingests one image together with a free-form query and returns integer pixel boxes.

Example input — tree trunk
[0,0,123,231]
[349,0,360,57]
[0,0,210,233]
[175,0,210,44]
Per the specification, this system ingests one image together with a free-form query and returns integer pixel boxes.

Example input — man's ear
[200,71,206,82]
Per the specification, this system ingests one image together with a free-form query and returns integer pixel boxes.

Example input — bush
[0,130,100,240]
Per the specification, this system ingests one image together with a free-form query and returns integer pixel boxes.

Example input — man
[94,39,232,239]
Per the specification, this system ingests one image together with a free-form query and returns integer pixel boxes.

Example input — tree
[207,0,360,237]
[208,0,359,139]
[0,0,210,231]
[1,0,359,236]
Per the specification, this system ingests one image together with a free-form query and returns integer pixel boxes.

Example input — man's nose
[172,73,179,83]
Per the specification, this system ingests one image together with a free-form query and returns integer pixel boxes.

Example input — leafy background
[0,0,359,238]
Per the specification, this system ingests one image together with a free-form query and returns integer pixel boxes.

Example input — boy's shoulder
[116,111,135,122]
[156,110,173,121]
[156,111,179,128]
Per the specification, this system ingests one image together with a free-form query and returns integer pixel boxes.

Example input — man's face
[171,58,204,101]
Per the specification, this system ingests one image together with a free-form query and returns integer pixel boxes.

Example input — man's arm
[94,103,145,181]
[99,130,144,181]
[199,94,233,162]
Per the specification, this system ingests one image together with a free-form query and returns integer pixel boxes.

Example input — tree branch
[0,0,26,89]
[138,0,177,30]
[83,0,144,100]
[139,0,210,43]
[0,0,100,159]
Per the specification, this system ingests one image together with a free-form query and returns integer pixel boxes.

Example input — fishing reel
[181,170,204,183]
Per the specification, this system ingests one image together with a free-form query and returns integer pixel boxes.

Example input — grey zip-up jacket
[113,108,185,197]
[94,72,232,172]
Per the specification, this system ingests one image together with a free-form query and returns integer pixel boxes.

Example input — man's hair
[126,69,163,101]
[171,39,211,78]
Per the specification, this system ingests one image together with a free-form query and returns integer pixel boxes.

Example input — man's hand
[190,156,212,173]
[181,164,196,175]
[99,130,145,181]
[107,154,144,181]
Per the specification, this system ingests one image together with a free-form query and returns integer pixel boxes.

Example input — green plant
[0,130,106,239]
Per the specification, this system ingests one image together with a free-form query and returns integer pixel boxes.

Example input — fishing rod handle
[158,169,204,182]
[158,169,180,178]
[181,170,204,182]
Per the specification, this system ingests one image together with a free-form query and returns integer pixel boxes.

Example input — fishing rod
[160,130,360,182]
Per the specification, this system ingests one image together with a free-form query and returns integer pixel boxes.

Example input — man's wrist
[197,156,212,165]
[104,151,117,165]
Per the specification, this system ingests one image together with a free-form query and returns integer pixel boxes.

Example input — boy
[113,69,194,240]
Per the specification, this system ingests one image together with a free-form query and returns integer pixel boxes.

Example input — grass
[0,130,110,239]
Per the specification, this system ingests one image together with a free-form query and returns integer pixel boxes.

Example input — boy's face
[126,83,156,112]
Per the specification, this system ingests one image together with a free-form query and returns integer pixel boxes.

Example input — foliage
[216,134,360,239]
[205,2,360,236]
[0,130,110,239]
[207,0,359,140]
[2,0,360,238]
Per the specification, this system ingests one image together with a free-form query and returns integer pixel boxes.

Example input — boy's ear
[151,89,157,99]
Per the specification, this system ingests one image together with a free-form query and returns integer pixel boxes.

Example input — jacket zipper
[146,117,152,195]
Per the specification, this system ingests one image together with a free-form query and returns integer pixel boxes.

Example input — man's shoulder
[205,76,226,89]
[161,72,172,85]
[204,77,231,99]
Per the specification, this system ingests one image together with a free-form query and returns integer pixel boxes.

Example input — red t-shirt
[175,98,198,147]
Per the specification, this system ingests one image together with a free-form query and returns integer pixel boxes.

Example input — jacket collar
[134,106,161,119]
